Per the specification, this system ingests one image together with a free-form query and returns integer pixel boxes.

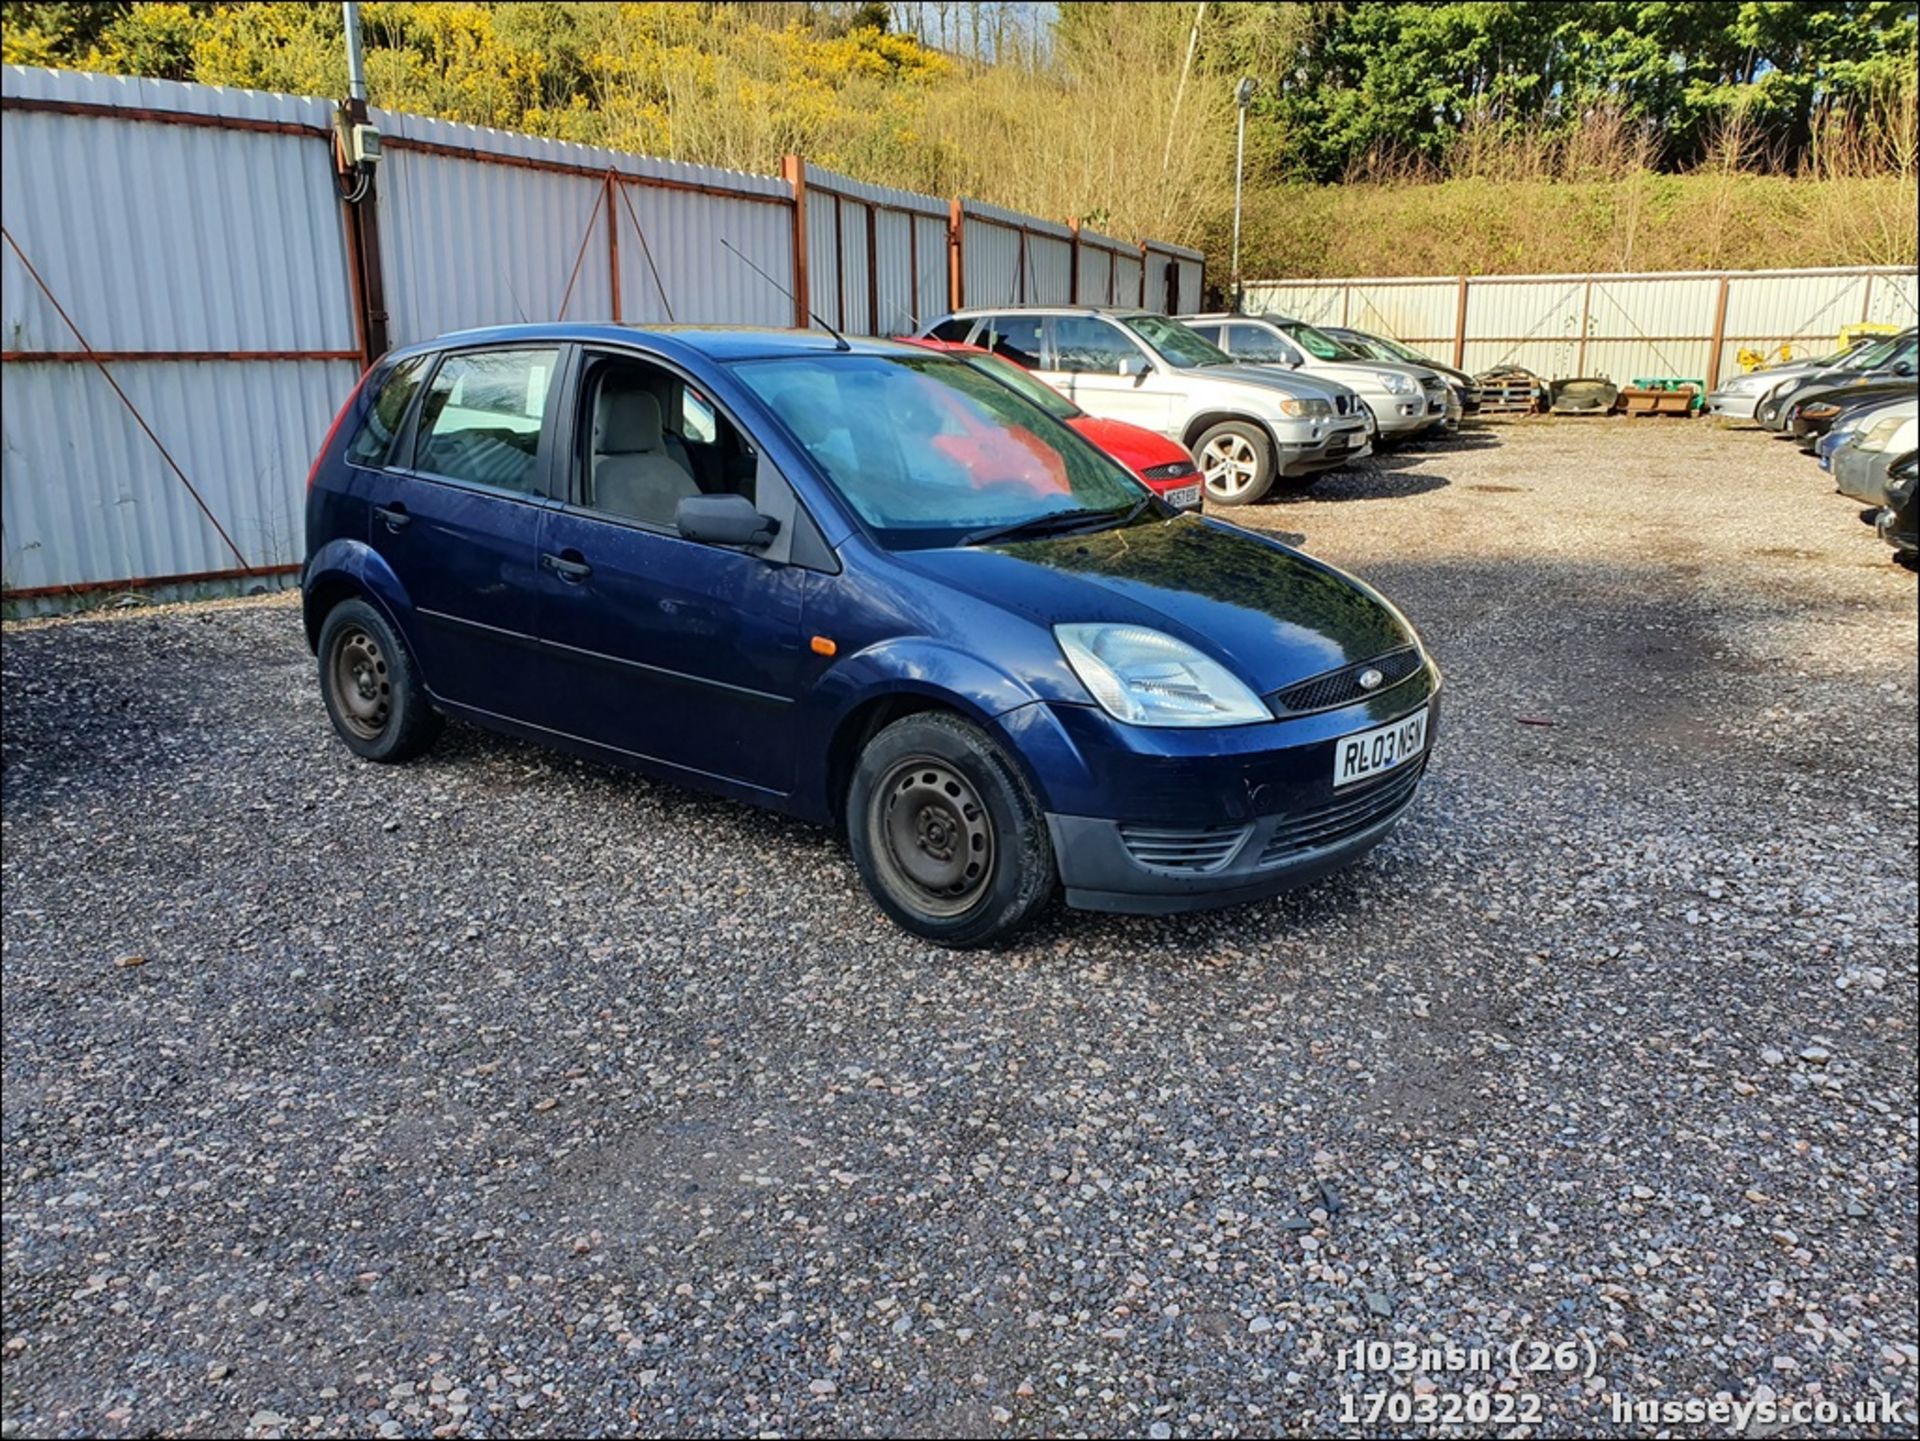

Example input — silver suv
[921,307,1372,505]
[1182,313,1456,441]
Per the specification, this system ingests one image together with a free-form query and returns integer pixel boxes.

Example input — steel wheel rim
[329,626,392,741]
[872,756,994,918]
[1201,434,1259,497]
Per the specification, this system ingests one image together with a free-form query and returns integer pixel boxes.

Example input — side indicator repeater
[810,636,837,657]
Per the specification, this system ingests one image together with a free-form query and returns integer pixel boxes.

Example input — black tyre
[316,597,442,763]
[847,712,1056,948]
[1194,420,1276,505]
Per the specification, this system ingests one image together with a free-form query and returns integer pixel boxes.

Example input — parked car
[1790,377,1920,450]
[303,325,1440,946]
[1832,400,1918,509]
[1876,451,1917,565]
[1320,325,1479,411]
[1815,395,1910,471]
[1758,331,1916,432]
[920,307,1372,505]
[1177,312,1457,443]
[1704,337,1881,420]
[893,337,1200,510]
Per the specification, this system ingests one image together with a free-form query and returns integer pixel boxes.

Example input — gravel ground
[3,417,1916,1439]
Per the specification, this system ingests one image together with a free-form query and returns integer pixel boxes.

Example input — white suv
[921,307,1372,505]
[1182,313,1456,442]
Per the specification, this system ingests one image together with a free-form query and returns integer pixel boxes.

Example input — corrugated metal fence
[1245,267,1918,388]
[1,65,1205,608]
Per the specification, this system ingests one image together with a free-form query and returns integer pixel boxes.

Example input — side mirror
[1895,360,1914,376]
[676,493,779,549]
[1117,354,1147,379]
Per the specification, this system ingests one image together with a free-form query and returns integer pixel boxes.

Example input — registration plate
[1333,707,1429,788]
[1164,482,1201,510]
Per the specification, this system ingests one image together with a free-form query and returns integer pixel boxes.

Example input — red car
[894,337,1202,509]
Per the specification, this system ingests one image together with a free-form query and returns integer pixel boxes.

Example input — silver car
[921,307,1371,505]
[1705,336,1894,420]
[1181,312,1456,441]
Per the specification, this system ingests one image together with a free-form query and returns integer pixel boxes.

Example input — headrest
[597,383,664,455]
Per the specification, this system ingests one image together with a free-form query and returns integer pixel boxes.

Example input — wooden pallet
[1475,380,1542,414]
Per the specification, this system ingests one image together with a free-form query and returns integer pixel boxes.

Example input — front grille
[1334,394,1352,414]
[1272,648,1423,715]
[1117,823,1250,873]
[1143,459,1199,481]
[1258,760,1426,866]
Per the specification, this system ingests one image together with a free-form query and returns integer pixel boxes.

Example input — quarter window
[413,348,558,494]
[347,355,428,468]
[1051,317,1142,375]
[926,317,978,344]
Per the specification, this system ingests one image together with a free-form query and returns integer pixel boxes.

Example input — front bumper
[1276,420,1373,474]
[1017,676,1440,914]
[1049,759,1426,913]
[1370,397,1432,438]
[1704,389,1761,419]
[1835,453,1892,505]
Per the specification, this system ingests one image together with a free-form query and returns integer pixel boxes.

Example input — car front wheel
[1194,420,1276,505]
[847,712,1056,947]
[316,597,442,763]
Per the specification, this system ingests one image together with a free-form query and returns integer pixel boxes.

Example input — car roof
[390,322,931,365]
[947,306,1156,320]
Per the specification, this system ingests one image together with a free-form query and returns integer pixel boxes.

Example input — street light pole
[1232,77,1254,312]
[343,1,367,103]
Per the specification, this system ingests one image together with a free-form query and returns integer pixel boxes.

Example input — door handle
[541,551,592,583]
[373,503,411,533]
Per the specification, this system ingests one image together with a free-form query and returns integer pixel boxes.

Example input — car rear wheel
[848,712,1055,947]
[317,597,441,763]
[1194,421,1276,506]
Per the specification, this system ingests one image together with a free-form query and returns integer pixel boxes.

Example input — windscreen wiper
[959,507,1123,548]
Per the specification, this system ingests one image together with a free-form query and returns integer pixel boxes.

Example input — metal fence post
[1069,220,1081,305]
[1706,274,1730,391]
[1575,276,1593,375]
[336,117,389,361]
[781,155,810,330]
[605,173,622,323]
[1453,276,1469,369]
[948,199,965,311]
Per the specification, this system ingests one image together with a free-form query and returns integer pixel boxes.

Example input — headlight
[1859,416,1908,452]
[1055,624,1270,727]
[1380,372,1417,395]
[1275,396,1332,418]
[1722,374,1764,394]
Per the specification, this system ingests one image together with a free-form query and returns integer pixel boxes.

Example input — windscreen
[967,352,1083,420]
[734,353,1142,549]
[1278,320,1361,361]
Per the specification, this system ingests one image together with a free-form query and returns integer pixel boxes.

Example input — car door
[533,349,812,797]
[1043,316,1176,435]
[366,344,562,711]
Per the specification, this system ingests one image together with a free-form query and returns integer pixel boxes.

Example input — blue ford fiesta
[302,324,1440,946]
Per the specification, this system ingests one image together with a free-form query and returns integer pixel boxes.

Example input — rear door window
[1227,324,1303,363]
[412,348,559,495]
[1050,316,1143,375]
[347,355,428,468]
[976,314,1045,368]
